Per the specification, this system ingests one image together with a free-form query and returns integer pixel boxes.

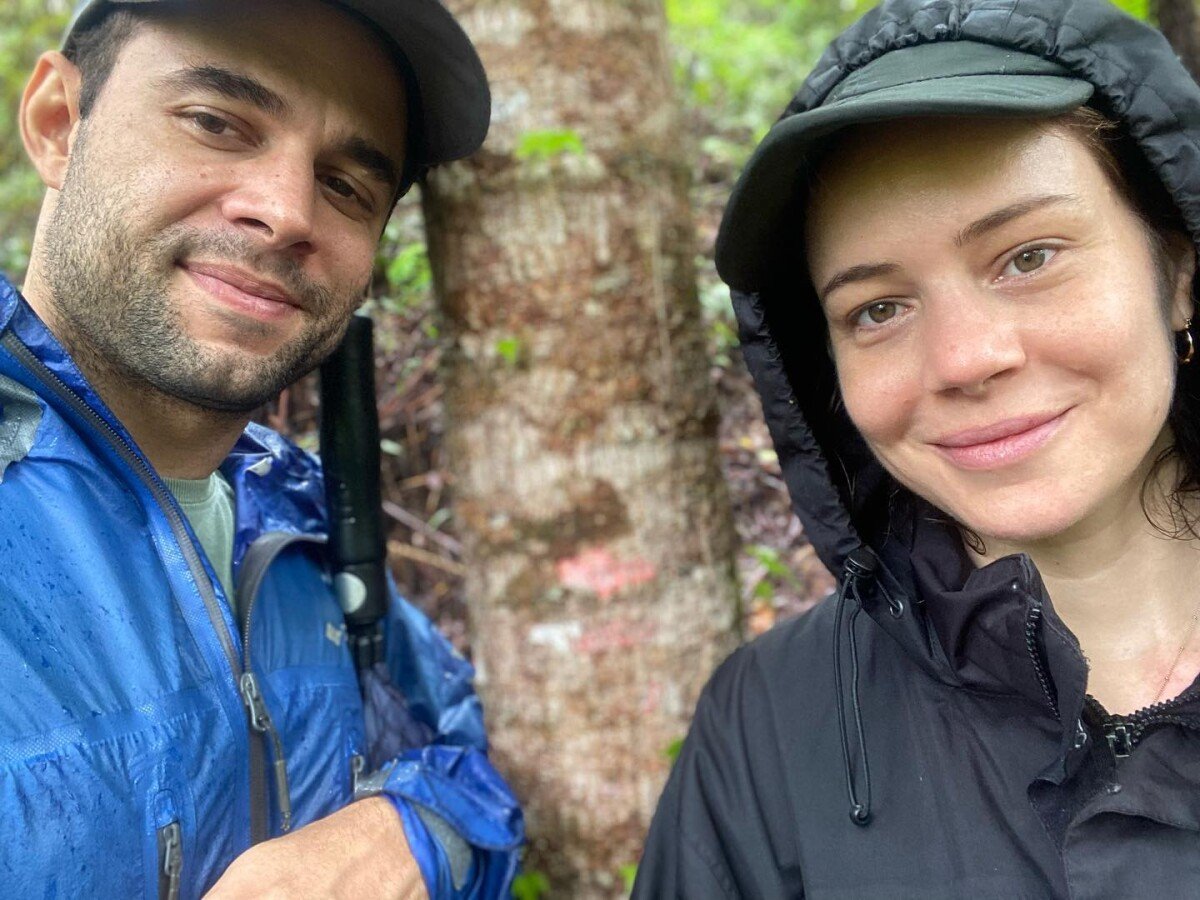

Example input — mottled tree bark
[421,0,741,893]
[1154,0,1200,80]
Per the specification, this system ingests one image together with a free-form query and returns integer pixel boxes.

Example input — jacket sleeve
[633,645,804,900]
[368,583,524,899]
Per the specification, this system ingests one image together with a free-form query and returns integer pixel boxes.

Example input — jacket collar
[0,276,126,439]
[849,511,1089,723]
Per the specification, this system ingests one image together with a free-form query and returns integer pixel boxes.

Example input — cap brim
[715,74,1094,292]
[340,0,490,164]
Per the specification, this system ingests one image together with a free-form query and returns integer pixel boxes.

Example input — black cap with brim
[715,41,1095,292]
[65,0,490,168]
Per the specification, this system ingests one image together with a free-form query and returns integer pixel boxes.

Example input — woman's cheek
[839,358,920,447]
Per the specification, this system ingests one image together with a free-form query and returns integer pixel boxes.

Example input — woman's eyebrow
[819,262,901,304]
[818,193,1084,302]
[153,65,292,119]
[954,193,1082,247]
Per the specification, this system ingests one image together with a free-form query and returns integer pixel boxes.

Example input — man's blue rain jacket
[0,277,523,898]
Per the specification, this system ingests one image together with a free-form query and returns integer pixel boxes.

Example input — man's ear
[20,51,84,191]
[1167,231,1197,330]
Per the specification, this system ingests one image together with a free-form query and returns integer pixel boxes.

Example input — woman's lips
[931,410,1071,470]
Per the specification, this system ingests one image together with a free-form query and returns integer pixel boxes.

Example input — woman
[634,0,1200,896]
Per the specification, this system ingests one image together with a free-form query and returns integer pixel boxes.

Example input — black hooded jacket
[634,0,1200,896]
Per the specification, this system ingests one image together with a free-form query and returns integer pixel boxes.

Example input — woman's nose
[920,288,1026,395]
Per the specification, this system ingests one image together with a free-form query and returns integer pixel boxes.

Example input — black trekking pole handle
[319,313,388,675]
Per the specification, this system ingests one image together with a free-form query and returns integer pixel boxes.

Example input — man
[0,0,521,897]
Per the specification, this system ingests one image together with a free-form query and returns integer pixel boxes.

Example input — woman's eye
[854,301,900,328]
[1003,247,1056,276]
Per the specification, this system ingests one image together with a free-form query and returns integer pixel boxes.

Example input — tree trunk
[421,0,741,893]
[1154,0,1200,80]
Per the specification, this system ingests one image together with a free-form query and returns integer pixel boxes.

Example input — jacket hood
[729,0,1200,586]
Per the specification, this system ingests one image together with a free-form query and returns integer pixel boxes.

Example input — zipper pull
[157,821,183,900]
[271,755,293,833]
[1104,719,1134,759]
[350,753,366,796]
[240,671,271,733]
[239,672,294,833]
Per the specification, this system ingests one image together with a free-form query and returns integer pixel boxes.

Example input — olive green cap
[715,41,1095,291]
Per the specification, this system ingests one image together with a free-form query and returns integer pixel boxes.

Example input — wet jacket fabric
[0,277,523,899]
[635,0,1200,896]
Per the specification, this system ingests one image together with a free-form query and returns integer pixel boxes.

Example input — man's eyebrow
[154,65,291,118]
[819,262,901,304]
[337,136,402,191]
[954,193,1082,247]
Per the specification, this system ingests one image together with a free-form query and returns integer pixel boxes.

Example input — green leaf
[747,544,788,580]
[753,578,775,601]
[495,336,522,366]
[384,243,431,293]
[664,736,684,762]
[511,871,550,900]
[514,129,586,161]
[620,863,639,892]
[1110,0,1150,20]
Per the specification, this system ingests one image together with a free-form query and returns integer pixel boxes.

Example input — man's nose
[921,286,1026,395]
[219,151,318,255]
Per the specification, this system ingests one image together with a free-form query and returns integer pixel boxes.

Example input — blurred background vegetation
[0,0,71,276]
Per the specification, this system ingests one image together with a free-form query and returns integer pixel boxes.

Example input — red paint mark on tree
[573,618,658,655]
[556,547,657,600]
[641,680,663,714]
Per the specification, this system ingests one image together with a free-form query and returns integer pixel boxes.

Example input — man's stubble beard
[42,126,360,414]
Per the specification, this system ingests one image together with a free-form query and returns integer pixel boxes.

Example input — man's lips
[181,262,302,320]
[930,409,1072,470]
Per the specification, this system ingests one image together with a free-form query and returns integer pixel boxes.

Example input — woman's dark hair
[1051,106,1200,539]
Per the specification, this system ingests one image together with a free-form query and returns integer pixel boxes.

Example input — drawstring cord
[833,546,879,826]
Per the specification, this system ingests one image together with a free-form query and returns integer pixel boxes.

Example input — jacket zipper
[238,672,292,834]
[1084,690,1200,760]
[0,333,272,845]
[234,532,325,840]
[157,821,183,900]
[1022,571,1200,759]
[238,540,294,837]
[1023,588,1060,719]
